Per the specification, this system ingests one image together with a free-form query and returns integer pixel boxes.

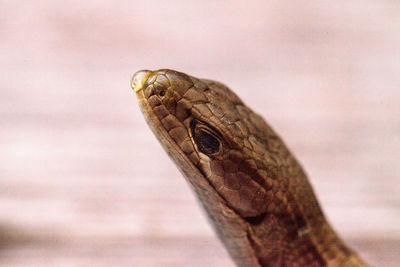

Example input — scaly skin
[131,69,367,267]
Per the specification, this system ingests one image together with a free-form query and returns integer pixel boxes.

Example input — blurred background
[1,1,399,266]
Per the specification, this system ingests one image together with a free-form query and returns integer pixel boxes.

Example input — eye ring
[190,120,222,156]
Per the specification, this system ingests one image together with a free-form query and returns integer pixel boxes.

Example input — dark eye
[195,130,220,155]
[191,120,221,155]
[159,90,165,96]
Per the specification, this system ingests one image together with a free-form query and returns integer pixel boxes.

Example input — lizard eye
[191,120,222,156]
[195,130,220,155]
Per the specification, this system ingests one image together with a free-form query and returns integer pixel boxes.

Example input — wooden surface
[1,1,399,266]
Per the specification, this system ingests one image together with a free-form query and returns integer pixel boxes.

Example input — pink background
[1,1,399,266]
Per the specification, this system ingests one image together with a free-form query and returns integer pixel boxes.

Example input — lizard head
[132,69,287,220]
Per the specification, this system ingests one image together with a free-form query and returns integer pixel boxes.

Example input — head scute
[131,70,153,92]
